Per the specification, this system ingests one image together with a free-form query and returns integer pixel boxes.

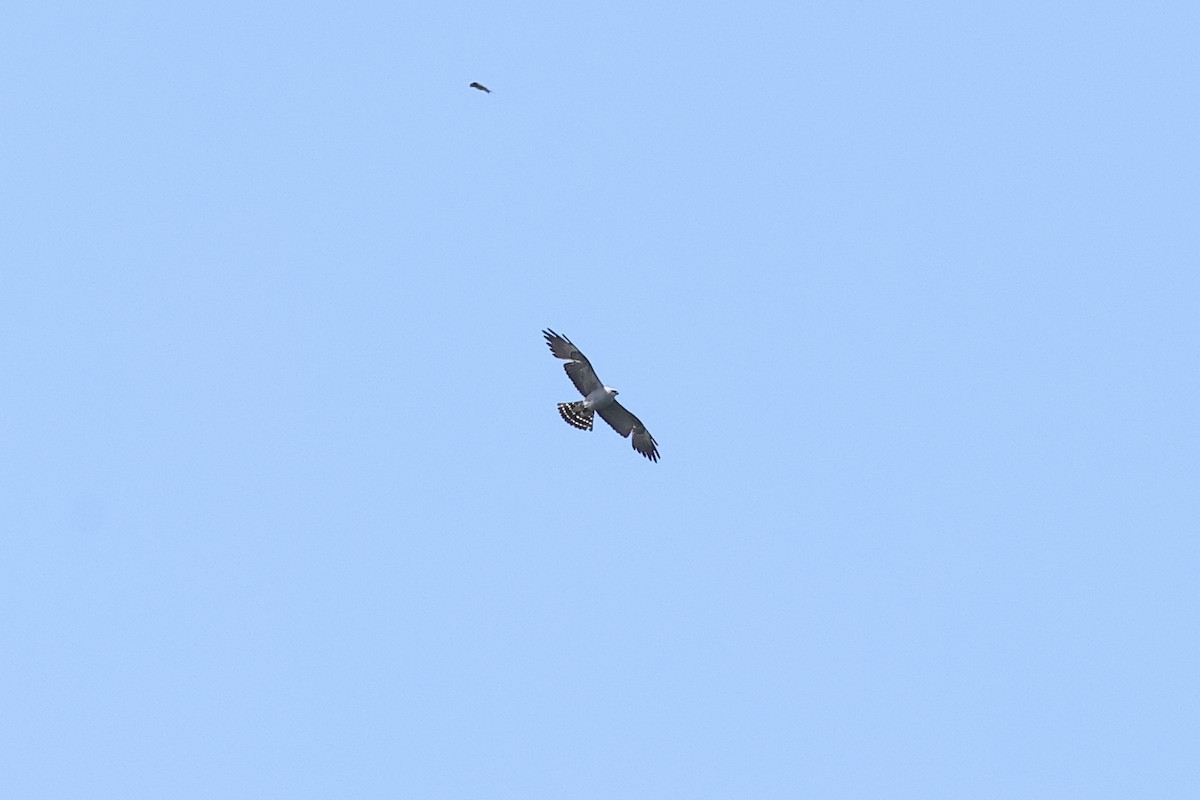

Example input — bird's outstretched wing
[543,329,603,397]
[598,401,660,462]
[469,82,491,93]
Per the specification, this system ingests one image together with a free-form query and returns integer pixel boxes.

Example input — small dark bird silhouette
[469,82,491,93]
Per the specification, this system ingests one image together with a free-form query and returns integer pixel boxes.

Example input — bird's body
[583,386,618,411]
[543,329,659,462]
[469,82,491,93]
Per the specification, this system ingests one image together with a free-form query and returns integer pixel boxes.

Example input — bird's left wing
[597,401,660,462]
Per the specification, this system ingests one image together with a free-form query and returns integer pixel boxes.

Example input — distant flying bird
[543,329,660,462]
[469,82,491,93]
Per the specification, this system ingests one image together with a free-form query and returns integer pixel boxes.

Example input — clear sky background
[3,1,1198,797]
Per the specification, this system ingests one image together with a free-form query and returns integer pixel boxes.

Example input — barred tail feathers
[557,401,594,431]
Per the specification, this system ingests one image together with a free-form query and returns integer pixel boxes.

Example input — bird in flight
[543,329,660,462]
[469,82,491,93]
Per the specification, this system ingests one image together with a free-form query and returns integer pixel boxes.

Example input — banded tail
[557,401,593,431]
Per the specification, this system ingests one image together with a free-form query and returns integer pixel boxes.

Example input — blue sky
[3,1,1198,797]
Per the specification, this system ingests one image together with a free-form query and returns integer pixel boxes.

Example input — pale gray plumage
[543,329,660,462]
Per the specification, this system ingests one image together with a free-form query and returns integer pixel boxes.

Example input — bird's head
[605,386,619,396]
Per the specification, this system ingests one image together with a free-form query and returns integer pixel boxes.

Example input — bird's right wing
[543,329,603,397]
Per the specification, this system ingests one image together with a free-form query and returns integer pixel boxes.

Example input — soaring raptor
[543,329,660,462]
